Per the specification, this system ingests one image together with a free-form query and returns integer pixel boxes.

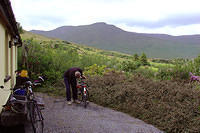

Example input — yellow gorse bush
[84,64,111,76]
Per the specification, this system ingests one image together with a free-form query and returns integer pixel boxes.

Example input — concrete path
[38,93,163,133]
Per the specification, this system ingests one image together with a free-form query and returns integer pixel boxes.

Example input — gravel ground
[36,93,163,133]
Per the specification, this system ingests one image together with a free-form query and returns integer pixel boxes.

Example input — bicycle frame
[83,87,87,96]
[7,80,44,133]
[8,82,34,114]
[77,78,89,108]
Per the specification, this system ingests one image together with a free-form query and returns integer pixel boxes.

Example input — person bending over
[63,67,86,105]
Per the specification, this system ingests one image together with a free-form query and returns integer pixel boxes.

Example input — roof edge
[0,0,22,46]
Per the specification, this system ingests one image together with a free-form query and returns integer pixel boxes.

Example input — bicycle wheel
[29,101,44,133]
[82,89,89,108]
[82,95,87,108]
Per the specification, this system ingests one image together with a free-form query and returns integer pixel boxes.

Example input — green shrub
[139,52,150,66]
[18,38,120,84]
[135,67,155,79]
[84,64,112,76]
[156,67,173,80]
[121,61,141,72]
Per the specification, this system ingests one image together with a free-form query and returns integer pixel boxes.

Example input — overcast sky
[11,0,200,36]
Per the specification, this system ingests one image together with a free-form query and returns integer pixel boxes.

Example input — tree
[17,22,24,34]
[139,52,149,65]
[133,53,139,61]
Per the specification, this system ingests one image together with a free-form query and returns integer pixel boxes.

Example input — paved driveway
[37,93,163,133]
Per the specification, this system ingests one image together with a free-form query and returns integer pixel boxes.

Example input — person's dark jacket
[63,67,83,88]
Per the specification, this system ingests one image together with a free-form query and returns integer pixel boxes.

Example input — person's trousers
[64,77,77,101]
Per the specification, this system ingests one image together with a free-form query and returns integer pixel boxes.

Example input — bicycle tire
[83,95,87,108]
[86,89,89,101]
[82,89,89,108]
[29,101,44,133]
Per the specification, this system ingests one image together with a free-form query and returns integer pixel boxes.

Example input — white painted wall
[0,21,17,113]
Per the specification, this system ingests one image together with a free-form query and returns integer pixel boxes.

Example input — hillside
[21,31,132,61]
[22,30,60,41]
[30,22,200,59]
[19,30,200,133]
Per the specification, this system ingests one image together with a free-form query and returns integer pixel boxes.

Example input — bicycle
[25,81,44,133]
[9,77,44,133]
[27,98,44,133]
[77,78,89,108]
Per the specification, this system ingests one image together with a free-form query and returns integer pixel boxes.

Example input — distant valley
[30,22,200,59]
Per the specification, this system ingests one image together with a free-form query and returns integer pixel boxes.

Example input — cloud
[24,15,67,30]
[117,23,200,36]
[11,0,200,35]
[116,14,200,28]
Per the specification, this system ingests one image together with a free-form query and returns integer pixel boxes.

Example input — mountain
[30,22,200,58]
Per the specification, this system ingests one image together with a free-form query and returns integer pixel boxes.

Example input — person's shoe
[67,101,72,105]
[74,100,81,104]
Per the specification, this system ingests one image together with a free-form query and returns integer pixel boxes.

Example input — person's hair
[75,71,81,77]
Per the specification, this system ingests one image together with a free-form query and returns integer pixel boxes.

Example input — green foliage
[19,32,200,133]
[18,33,200,83]
[155,67,173,80]
[120,53,151,73]
[121,61,141,72]
[99,51,132,59]
[18,39,80,83]
[79,54,108,68]
[172,64,191,80]
[172,58,190,65]
[135,66,156,79]
[151,58,172,64]
[139,52,149,66]
[133,53,139,61]
[84,64,110,76]
[194,55,200,75]
[18,38,120,85]
[17,22,24,34]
